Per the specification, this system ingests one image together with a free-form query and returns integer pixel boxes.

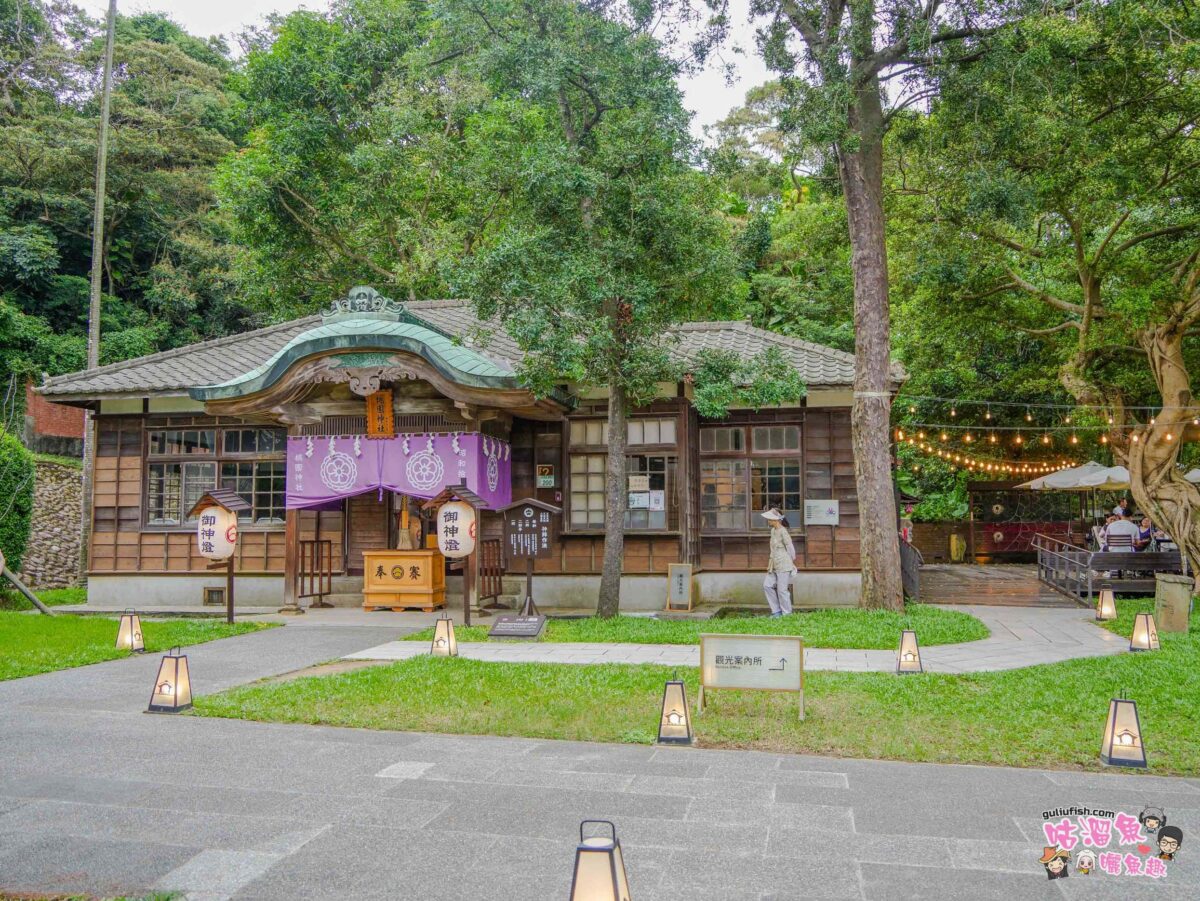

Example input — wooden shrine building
[38,287,903,611]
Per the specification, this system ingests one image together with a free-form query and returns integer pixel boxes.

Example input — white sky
[77,0,771,138]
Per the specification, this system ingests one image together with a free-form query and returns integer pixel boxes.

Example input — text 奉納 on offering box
[362,549,446,612]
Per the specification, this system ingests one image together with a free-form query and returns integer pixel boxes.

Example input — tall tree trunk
[836,80,903,611]
[597,380,628,617]
[1123,324,1200,585]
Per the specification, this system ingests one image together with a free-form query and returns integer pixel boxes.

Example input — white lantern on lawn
[437,500,476,559]
[196,505,238,561]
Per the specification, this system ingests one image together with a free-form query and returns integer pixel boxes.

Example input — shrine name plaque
[488,615,548,640]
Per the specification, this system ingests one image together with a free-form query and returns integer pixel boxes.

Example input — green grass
[197,599,1200,775]
[32,451,83,468]
[0,585,87,610]
[0,611,276,681]
[401,604,989,649]
[0,894,177,901]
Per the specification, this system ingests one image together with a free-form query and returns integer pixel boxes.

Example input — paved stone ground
[345,605,1130,673]
[1,617,1192,900]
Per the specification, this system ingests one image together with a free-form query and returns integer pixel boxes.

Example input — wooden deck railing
[1033,533,1183,604]
[479,538,504,605]
[297,539,333,608]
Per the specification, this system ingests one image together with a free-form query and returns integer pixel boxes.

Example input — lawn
[0,611,274,681]
[196,599,1199,775]
[402,604,988,649]
[0,585,87,610]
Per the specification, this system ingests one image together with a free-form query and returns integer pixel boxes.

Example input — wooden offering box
[362,549,446,612]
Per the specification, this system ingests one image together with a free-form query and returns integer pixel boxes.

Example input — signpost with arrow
[698,633,805,720]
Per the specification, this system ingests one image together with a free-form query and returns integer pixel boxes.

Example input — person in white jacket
[761,508,797,616]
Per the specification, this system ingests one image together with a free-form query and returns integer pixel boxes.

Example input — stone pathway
[345,604,1130,673]
[0,614,1192,899]
[1,710,1195,900]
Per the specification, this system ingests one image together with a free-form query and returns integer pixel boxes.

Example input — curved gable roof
[39,299,904,401]
[190,317,517,401]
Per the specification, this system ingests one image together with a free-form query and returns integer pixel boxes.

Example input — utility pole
[78,0,117,585]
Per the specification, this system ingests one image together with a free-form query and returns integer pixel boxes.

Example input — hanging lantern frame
[1099,696,1147,768]
[430,615,458,657]
[568,820,632,901]
[656,678,694,745]
[115,609,145,653]
[147,646,192,714]
[1129,612,1160,652]
[896,629,923,674]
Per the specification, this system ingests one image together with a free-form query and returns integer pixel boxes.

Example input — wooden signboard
[365,389,395,438]
[503,500,559,560]
[666,563,693,611]
[499,498,562,617]
[698,633,804,720]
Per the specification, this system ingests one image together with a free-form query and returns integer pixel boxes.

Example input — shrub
[0,429,35,572]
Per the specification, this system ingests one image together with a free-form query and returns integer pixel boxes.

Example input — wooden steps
[919,564,1083,608]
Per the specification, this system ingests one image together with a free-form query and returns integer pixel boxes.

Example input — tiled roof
[672,320,905,387]
[40,300,903,399]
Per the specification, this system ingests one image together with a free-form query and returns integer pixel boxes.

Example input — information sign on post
[699,634,804,719]
[499,498,561,618]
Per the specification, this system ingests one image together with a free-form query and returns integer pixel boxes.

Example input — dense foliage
[0,427,35,571]
[0,2,253,394]
[6,0,1198,546]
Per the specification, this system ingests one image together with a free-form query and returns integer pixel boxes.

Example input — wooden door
[346,492,391,574]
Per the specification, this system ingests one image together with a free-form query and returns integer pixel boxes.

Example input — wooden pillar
[279,424,305,615]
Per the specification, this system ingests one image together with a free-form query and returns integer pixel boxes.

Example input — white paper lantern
[437,500,476,559]
[196,505,238,560]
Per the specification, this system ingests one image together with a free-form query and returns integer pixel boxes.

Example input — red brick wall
[911,521,969,563]
[25,381,85,439]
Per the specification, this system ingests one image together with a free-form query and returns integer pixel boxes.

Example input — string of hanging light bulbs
[896,435,1072,475]
[897,395,1200,414]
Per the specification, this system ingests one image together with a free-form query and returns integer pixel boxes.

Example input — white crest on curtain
[318,436,358,492]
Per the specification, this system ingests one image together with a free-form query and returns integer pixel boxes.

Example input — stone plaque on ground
[488,615,547,640]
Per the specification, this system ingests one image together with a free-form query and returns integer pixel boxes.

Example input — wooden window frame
[143,424,286,532]
[697,421,805,535]
[564,412,683,536]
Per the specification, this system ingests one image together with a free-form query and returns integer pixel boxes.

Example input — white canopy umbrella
[1017,461,1128,491]
[1184,468,1200,483]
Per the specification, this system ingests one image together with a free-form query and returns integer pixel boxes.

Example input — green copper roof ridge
[189,319,518,401]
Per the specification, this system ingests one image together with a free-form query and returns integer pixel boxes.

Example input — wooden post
[463,547,474,627]
[279,424,304,615]
[279,505,304,615]
[226,556,235,625]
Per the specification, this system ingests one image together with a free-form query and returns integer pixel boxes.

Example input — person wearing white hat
[761,508,797,616]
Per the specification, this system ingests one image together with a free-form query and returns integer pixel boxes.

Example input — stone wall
[19,460,82,588]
